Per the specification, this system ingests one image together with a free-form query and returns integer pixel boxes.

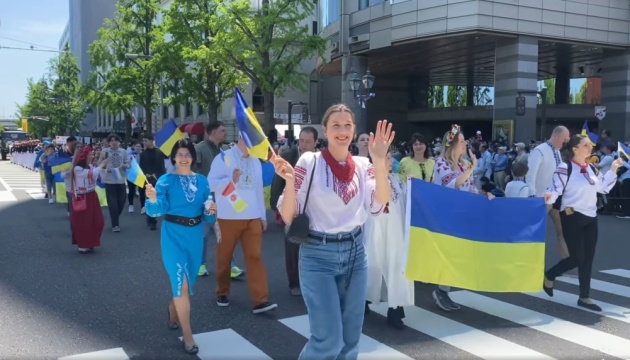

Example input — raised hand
[368,120,395,161]
[611,158,624,173]
[146,183,157,203]
[271,154,295,182]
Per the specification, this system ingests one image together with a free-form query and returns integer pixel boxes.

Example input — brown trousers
[216,219,268,306]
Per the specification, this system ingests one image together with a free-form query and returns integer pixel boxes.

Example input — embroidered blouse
[545,162,617,217]
[432,156,477,193]
[277,151,384,233]
[397,157,435,183]
[72,166,101,193]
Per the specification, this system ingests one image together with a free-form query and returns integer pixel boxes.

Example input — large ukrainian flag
[404,178,547,292]
[234,88,271,160]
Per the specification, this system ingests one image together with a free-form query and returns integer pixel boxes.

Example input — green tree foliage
[213,0,326,129]
[85,0,160,137]
[428,85,445,108]
[153,0,249,123]
[17,46,86,137]
[446,86,467,107]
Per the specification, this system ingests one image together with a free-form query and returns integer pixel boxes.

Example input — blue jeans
[298,228,367,360]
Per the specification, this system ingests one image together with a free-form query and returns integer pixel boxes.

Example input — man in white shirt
[208,137,277,314]
[525,126,570,257]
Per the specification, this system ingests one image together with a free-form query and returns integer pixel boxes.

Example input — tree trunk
[125,111,132,142]
[207,105,219,123]
[263,90,275,132]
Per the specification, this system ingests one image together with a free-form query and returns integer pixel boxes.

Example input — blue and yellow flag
[261,160,275,210]
[156,119,183,156]
[54,171,67,204]
[126,158,147,188]
[404,179,547,292]
[48,155,72,174]
[618,141,630,161]
[234,88,271,160]
[581,120,599,145]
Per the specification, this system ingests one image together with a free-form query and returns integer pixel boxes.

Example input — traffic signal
[515,96,526,116]
[301,105,309,123]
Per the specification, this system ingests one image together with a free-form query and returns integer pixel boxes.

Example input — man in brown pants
[208,138,277,314]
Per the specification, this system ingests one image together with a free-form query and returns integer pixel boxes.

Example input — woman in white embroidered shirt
[543,134,622,311]
[273,104,393,360]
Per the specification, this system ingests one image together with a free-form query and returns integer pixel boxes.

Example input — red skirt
[70,191,104,248]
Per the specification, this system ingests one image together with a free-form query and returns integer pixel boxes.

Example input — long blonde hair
[441,126,468,171]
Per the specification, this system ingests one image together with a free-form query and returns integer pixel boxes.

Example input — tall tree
[446,86,467,107]
[154,0,249,123]
[428,85,445,108]
[214,0,326,130]
[16,78,53,138]
[48,45,87,135]
[86,0,160,137]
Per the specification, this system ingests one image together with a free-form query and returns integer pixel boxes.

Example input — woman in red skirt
[69,146,107,253]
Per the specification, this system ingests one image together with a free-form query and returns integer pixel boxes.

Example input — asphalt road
[1,160,630,360]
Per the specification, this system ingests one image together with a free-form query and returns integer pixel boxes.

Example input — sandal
[167,305,179,330]
[183,343,199,355]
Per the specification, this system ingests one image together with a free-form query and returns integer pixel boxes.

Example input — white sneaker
[48,198,54,204]
[128,205,134,213]
[141,207,146,214]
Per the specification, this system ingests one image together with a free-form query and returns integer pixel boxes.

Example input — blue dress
[145,173,216,297]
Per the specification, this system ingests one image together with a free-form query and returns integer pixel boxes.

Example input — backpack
[552,162,597,210]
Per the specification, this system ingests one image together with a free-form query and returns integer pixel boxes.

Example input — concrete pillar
[341,55,369,135]
[408,74,430,110]
[600,49,630,141]
[555,66,570,105]
[493,36,539,142]
[466,83,475,106]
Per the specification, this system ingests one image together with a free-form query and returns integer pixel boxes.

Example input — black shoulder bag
[286,157,317,245]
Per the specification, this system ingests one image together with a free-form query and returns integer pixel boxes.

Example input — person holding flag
[98,134,130,232]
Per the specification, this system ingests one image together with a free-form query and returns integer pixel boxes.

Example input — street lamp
[347,68,376,107]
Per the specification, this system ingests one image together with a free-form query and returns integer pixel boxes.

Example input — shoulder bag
[71,175,87,212]
[286,156,317,245]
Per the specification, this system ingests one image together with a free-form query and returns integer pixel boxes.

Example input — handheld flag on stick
[234,88,273,160]
[404,179,547,292]
[156,119,183,156]
[127,158,147,188]
[618,142,630,161]
[48,155,72,174]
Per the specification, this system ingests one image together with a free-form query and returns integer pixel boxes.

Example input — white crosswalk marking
[58,347,129,360]
[0,163,46,201]
[0,190,17,202]
[25,189,46,199]
[55,268,630,359]
[280,315,413,359]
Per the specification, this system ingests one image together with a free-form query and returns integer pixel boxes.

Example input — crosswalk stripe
[557,276,630,297]
[524,289,630,323]
[279,315,413,359]
[58,347,129,360]
[182,329,273,360]
[601,269,630,279]
[370,302,555,359]
[0,190,17,202]
[450,290,630,358]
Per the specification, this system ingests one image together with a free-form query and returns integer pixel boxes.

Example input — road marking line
[601,269,630,279]
[524,289,630,323]
[450,291,630,358]
[557,276,630,297]
[0,191,17,202]
[370,302,555,359]
[59,347,129,360]
[0,176,12,191]
[179,329,272,360]
[280,314,413,359]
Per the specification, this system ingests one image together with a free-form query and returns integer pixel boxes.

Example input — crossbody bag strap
[300,155,317,213]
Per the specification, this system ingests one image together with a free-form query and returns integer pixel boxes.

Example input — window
[359,0,368,9]
[319,0,340,28]
[252,87,264,112]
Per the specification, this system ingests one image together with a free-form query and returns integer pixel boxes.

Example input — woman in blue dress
[145,139,216,355]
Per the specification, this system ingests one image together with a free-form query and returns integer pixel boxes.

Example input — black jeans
[546,211,598,298]
[105,183,126,227]
[620,179,630,216]
[285,241,300,289]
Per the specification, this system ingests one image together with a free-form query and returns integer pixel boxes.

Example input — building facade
[314,0,630,142]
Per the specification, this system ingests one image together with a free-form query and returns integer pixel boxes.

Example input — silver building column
[493,36,539,142]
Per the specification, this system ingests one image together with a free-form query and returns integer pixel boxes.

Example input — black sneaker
[433,290,461,311]
[253,301,278,314]
[217,296,229,307]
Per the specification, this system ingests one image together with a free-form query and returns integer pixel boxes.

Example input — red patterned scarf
[321,148,355,183]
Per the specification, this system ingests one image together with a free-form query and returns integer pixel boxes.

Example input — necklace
[178,175,197,203]
[546,141,561,167]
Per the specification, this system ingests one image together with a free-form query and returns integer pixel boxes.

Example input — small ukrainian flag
[156,119,183,156]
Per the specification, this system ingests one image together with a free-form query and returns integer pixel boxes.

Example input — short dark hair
[409,133,430,159]
[66,136,77,143]
[170,139,197,165]
[142,133,155,141]
[511,161,528,178]
[300,126,318,140]
[106,133,121,143]
[206,121,225,135]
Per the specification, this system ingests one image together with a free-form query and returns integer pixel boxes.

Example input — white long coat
[365,174,415,308]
